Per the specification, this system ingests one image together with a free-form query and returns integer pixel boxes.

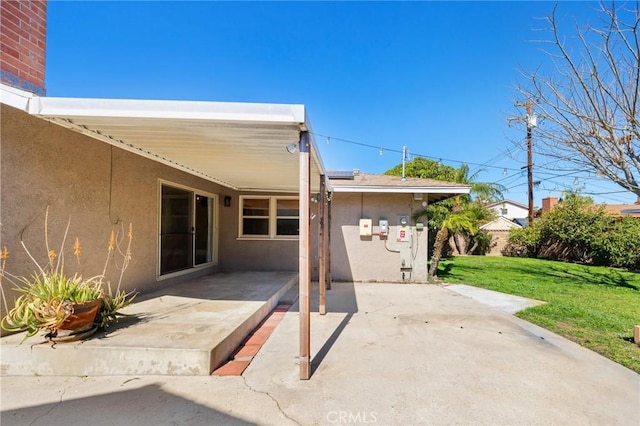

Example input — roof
[328,173,470,203]
[1,83,324,192]
[603,204,640,218]
[513,218,529,228]
[480,216,523,231]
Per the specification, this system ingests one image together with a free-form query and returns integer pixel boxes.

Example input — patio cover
[1,84,324,192]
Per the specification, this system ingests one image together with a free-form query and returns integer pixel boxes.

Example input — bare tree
[516,1,640,197]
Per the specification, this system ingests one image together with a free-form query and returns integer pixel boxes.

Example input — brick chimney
[542,196,558,213]
[1,0,47,95]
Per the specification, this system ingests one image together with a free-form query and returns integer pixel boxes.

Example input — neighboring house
[482,199,530,256]
[486,200,528,220]
[603,201,640,218]
[479,216,523,256]
[0,0,470,303]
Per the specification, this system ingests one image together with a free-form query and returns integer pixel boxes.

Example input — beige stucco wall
[218,191,318,275]
[0,104,228,300]
[329,192,429,282]
[1,105,317,315]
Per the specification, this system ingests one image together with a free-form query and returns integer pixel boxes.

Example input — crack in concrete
[29,384,70,426]
[241,376,301,426]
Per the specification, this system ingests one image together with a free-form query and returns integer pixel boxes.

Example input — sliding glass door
[160,184,216,275]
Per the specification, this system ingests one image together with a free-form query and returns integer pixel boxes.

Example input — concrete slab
[0,271,297,376]
[443,283,546,313]
[1,283,638,425]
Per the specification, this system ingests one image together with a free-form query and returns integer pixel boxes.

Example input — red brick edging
[212,304,291,376]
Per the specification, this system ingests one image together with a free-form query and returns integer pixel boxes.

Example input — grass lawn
[436,256,640,373]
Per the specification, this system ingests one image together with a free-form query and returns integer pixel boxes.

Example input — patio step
[212,304,291,376]
[0,271,297,376]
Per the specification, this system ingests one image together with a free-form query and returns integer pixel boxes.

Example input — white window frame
[157,180,219,280]
[238,195,299,240]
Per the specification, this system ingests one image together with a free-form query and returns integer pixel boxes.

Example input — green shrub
[471,231,493,255]
[595,217,640,269]
[536,197,613,264]
[502,226,541,257]
[503,194,640,270]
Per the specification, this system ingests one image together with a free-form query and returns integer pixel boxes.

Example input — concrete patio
[0,271,297,376]
[1,282,638,425]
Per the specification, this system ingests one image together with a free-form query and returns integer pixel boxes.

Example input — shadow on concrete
[288,281,359,377]
[311,312,354,375]
[289,281,359,314]
[0,383,253,426]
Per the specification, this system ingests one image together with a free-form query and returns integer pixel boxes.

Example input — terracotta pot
[59,298,103,332]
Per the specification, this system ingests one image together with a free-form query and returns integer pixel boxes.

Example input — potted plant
[0,208,136,342]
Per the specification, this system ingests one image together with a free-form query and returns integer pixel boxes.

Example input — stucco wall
[329,192,429,282]
[0,104,231,301]
[217,190,318,275]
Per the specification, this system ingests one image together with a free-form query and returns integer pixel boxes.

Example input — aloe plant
[1,272,103,338]
[0,207,137,341]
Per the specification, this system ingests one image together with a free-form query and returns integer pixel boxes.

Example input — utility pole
[516,100,536,226]
[401,146,407,181]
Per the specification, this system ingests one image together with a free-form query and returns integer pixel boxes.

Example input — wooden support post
[299,132,311,380]
[327,194,332,290]
[318,175,327,315]
[634,325,640,347]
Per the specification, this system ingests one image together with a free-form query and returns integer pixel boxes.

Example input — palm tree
[386,158,504,277]
[428,211,477,279]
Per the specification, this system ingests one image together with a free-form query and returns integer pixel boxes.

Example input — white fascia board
[28,96,307,124]
[0,83,35,111]
[330,186,470,194]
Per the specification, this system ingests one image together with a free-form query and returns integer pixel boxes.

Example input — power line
[311,132,524,173]
[312,130,637,203]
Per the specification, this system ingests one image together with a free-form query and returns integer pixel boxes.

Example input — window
[242,198,269,236]
[160,183,217,276]
[500,208,508,215]
[240,196,299,239]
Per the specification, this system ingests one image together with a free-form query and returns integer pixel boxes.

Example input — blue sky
[45,1,636,206]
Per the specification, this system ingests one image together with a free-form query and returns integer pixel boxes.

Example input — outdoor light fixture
[286,143,299,154]
[224,196,232,207]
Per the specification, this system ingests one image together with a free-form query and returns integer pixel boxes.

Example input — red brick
[12,8,31,28]
[2,51,22,69]
[1,2,20,19]
[37,23,46,38]
[2,44,19,59]
[0,61,19,77]
[1,0,46,90]
[243,331,269,346]
[234,343,262,358]
[212,360,250,376]
[31,1,47,16]
[1,19,26,40]
[1,27,21,45]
